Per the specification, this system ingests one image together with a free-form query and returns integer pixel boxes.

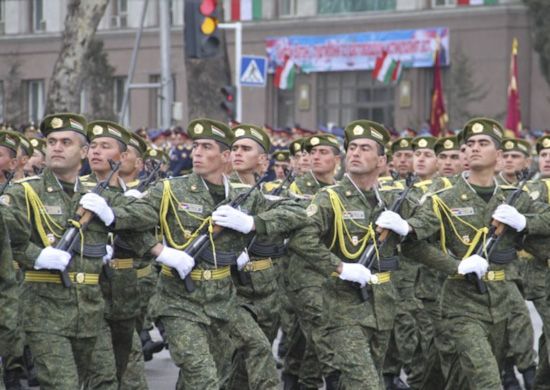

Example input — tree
[446,44,489,129]
[524,0,550,86]
[3,55,24,124]
[45,0,110,114]
[81,38,116,121]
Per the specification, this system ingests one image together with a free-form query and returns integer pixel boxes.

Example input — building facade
[0,0,547,133]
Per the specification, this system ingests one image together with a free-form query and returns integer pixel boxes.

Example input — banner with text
[266,27,450,73]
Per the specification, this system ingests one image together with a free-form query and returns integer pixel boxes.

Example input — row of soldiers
[0,113,549,390]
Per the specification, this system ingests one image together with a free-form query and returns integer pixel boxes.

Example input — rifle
[356,173,417,301]
[465,168,533,294]
[55,160,122,287]
[0,170,15,195]
[268,168,295,196]
[175,173,270,292]
[137,160,162,192]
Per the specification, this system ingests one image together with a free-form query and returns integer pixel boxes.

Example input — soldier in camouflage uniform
[143,118,306,389]
[24,138,46,176]
[522,134,550,389]
[289,120,407,389]
[389,118,550,389]
[2,114,158,390]
[495,137,537,390]
[391,137,414,180]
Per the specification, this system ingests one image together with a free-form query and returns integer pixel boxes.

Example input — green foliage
[524,0,550,86]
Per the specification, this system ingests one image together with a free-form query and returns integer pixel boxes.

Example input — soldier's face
[290,156,301,175]
[392,150,413,177]
[46,131,88,173]
[120,146,143,176]
[539,149,550,178]
[460,144,470,170]
[345,139,384,175]
[273,162,289,180]
[413,149,438,179]
[88,137,127,174]
[437,150,462,177]
[191,139,229,177]
[24,150,45,173]
[465,135,500,170]
[299,152,312,171]
[502,151,529,177]
[310,146,339,176]
[0,146,16,174]
[231,139,265,173]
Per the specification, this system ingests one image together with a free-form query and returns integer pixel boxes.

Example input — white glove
[338,262,372,287]
[34,246,71,271]
[80,193,115,226]
[458,254,489,279]
[102,245,113,265]
[212,205,254,234]
[155,246,195,279]
[492,204,526,232]
[375,210,410,236]
[124,189,144,199]
[236,251,250,271]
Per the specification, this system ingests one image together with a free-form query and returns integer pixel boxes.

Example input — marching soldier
[390,137,414,179]
[3,114,158,389]
[24,138,46,176]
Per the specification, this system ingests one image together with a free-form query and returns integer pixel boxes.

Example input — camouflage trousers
[162,305,279,390]
[504,296,536,371]
[120,330,148,390]
[26,331,96,390]
[533,289,550,389]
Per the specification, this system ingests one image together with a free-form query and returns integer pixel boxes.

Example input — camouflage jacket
[289,171,325,199]
[0,207,18,355]
[3,168,158,337]
[405,173,550,323]
[145,172,307,324]
[288,175,405,330]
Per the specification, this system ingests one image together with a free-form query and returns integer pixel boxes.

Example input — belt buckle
[486,271,495,281]
[370,274,379,285]
[75,272,85,284]
[203,270,212,281]
[244,263,254,272]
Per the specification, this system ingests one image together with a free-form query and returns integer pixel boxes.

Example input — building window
[432,0,455,6]
[275,88,295,128]
[113,76,128,123]
[27,79,44,123]
[317,71,394,128]
[0,0,5,35]
[317,0,396,14]
[278,0,297,16]
[111,0,128,28]
[32,0,45,32]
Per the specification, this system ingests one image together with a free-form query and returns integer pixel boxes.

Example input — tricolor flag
[457,0,498,5]
[274,56,296,90]
[231,0,262,21]
[505,38,522,137]
[372,51,403,84]
[429,44,448,136]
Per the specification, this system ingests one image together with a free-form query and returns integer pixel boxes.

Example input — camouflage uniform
[404,174,550,390]
[3,167,157,390]
[289,174,403,388]
[144,171,305,389]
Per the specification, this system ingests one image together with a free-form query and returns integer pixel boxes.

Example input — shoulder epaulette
[414,179,433,188]
[230,182,252,189]
[13,175,39,184]
[499,184,518,190]
[429,185,454,196]
[126,179,140,188]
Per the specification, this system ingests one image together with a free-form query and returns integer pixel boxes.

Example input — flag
[372,51,403,84]
[429,45,448,136]
[274,56,296,90]
[231,0,262,21]
[457,0,498,5]
[505,38,521,137]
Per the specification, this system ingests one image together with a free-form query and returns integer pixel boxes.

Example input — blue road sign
[240,55,267,87]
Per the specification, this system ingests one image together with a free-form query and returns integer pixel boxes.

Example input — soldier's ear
[220,149,231,164]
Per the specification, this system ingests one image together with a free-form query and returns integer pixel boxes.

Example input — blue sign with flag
[240,55,267,87]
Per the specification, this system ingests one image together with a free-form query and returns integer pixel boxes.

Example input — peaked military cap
[462,118,504,143]
[390,137,413,153]
[501,137,531,156]
[145,148,170,165]
[87,121,130,145]
[434,136,459,155]
[187,118,233,147]
[4,130,33,156]
[289,138,305,156]
[412,136,437,151]
[231,124,271,152]
[303,134,341,153]
[30,138,46,156]
[128,132,148,156]
[272,150,290,162]
[0,131,21,152]
[536,135,550,154]
[40,113,87,139]
[344,120,390,150]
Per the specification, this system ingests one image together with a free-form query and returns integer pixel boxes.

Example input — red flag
[505,38,521,137]
[429,45,448,136]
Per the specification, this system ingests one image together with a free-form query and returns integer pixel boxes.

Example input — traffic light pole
[218,22,242,122]
[159,0,173,129]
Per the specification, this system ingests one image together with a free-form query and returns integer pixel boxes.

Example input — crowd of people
[0,113,549,390]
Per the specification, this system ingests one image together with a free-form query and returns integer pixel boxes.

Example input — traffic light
[220,85,236,120]
[184,0,221,59]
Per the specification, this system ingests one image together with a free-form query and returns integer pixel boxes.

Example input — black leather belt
[370,256,399,272]
[199,248,238,266]
[248,240,287,258]
[71,239,108,258]
[488,248,516,265]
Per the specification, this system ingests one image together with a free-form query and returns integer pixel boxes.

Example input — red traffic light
[200,0,217,16]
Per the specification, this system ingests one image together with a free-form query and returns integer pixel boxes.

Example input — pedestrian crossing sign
[240,55,267,87]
